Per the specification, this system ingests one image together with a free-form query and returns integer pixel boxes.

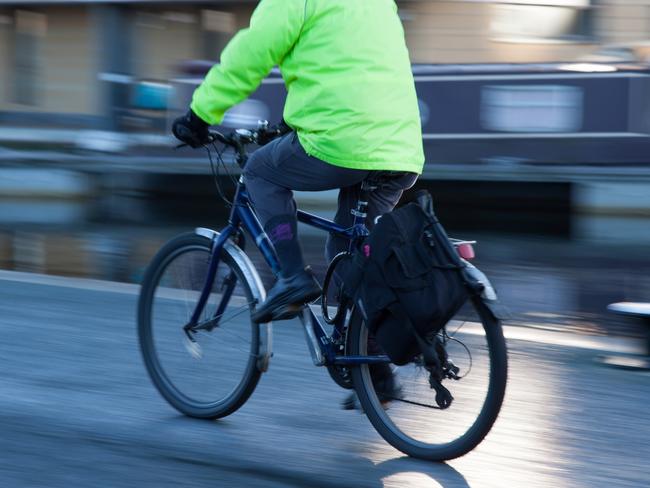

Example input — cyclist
[173,1,424,334]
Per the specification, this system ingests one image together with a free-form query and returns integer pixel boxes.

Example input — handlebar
[209,128,255,149]
[200,120,290,167]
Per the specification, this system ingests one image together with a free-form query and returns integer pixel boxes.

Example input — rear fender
[463,261,511,321]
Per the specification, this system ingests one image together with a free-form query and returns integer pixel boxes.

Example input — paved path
[0,272,648,487]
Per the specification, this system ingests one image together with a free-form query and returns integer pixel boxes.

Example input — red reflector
[457,243,475,260]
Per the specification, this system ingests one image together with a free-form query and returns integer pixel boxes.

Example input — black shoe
[341,368,402,411]
[342,391,360,411]
[252,268,322,323]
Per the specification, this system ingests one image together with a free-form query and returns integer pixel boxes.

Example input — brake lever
[174,132,224,150]
[208,131,230,145]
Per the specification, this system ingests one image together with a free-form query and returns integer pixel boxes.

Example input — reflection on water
[1,193,650,338]
[0,228,165,282]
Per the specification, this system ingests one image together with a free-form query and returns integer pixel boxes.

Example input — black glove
[257,119,292,146]
[172,109,210,148]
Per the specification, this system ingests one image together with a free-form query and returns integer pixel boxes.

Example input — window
[491,1,594,43]
[481,84,584,132]
[12,10,46,106]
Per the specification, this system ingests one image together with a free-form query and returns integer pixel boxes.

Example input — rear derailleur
[420,335,462,410]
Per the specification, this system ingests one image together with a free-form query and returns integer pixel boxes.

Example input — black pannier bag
[344,191,478,365]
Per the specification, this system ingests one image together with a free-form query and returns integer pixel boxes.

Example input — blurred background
[1,2,650,486]
[1,0,649,333]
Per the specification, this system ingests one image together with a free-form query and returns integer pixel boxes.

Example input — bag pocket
[383,240,438,290]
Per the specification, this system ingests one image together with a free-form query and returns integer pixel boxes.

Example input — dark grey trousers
[243,132,418,261]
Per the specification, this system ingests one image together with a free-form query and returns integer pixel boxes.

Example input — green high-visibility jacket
[191,0,425,174]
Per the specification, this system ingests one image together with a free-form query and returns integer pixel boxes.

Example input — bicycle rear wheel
[138,233,261,419]
[348,298,508,461]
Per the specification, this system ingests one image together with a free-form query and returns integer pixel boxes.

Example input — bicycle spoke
[193,302,255,331]
[141,236,260,416]
[350,297,507,459]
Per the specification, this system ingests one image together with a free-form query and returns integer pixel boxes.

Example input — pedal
[183,335,203,360]
[429,377,454,410]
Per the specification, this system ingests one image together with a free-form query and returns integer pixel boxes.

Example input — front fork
[183,225,237,341]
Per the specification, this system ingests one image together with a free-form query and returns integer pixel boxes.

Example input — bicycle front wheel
[349,298,508,461]
[138,233,262,419]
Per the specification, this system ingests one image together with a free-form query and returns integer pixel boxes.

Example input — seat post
[350,179,378,230]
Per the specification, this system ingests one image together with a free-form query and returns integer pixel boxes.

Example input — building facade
[0,3,256,127]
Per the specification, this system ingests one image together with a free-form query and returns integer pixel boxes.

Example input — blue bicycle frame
[185,176,391,368]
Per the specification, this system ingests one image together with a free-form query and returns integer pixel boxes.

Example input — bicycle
[137,124,508,461]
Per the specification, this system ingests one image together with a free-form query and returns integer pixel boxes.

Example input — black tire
[138,233,262,419]
[348,298,508,461]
